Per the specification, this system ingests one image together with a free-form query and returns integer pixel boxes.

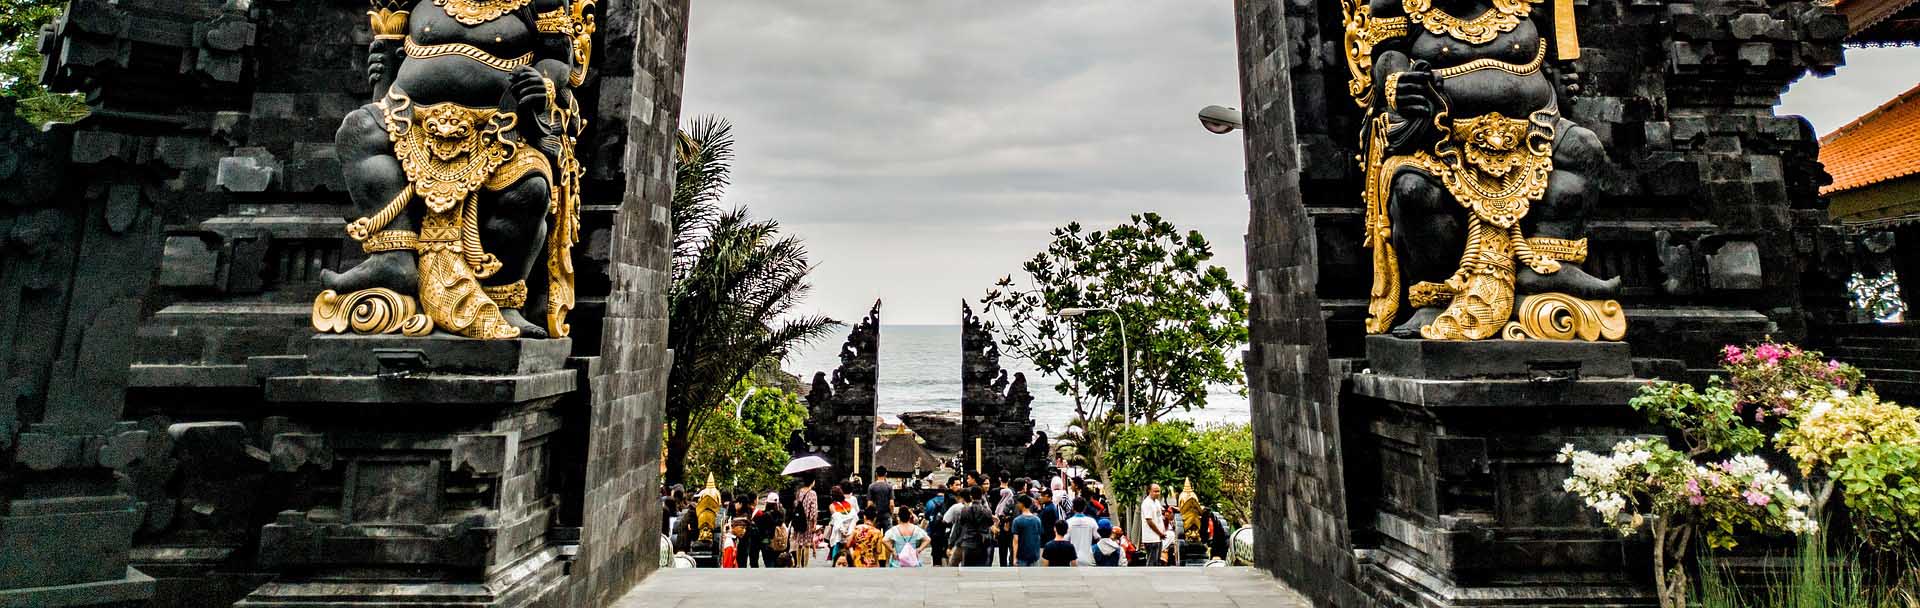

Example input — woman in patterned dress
[791,477,819,567]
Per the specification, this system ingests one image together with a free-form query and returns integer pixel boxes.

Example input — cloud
[684,3,1917,326]
[684,1,1248,325]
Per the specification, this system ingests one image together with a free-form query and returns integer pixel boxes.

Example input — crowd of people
[662,464,1237,568]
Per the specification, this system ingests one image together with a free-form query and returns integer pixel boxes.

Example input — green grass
[1693,536,1917,608]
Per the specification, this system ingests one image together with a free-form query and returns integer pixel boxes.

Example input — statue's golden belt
[1434,40,1548,79]
[1444,109,1557,229]
[405,37,534,73]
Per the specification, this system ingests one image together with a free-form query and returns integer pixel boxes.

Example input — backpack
[769,524,790,552]
[897,534,922,567]
[925,497,949,534]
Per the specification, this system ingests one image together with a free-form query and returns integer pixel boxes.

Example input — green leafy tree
[1105,421,1256,522]
[1201,423,1255,526]
[1,0,86,126]
[664,116,838,486]
[983,213,1247,486]
[686,380,810,495]
[983,213,1247,426]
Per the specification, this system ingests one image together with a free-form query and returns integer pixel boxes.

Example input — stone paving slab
[612,567,1310,608]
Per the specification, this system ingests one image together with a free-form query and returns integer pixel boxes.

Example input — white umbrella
[781,455,831,476]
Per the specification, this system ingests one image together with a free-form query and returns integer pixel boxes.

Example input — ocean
[784,324,1251,433]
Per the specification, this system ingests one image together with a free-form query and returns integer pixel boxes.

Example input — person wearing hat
[749,492,786,567]
[1093,519,1127,566]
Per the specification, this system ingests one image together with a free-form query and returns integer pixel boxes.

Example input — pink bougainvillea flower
[1722,345,1744,363]
[1744,489,1771,507]
[1753,343,1786,365]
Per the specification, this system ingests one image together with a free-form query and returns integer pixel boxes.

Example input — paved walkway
[613,567,1311,608]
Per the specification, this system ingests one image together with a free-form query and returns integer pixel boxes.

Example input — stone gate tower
[959,302,1037,477]
[803,301,881,484]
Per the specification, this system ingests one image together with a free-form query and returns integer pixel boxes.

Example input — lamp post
[1059,307,1130,425]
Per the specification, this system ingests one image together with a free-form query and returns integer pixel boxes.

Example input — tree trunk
[665,423,693,487]
[1652,519,1672,608]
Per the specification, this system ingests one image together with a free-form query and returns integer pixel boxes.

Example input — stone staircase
[1813,323,1920,404]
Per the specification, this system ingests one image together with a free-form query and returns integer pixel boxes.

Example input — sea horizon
[783,324,1252,433]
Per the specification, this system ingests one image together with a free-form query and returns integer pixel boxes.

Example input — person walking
[1138,482,1167,566]
[1042,520,1077,566]
[1036,490,1062,536]
[846,510,889,568]
[941,486,974,566]
[956,486,996,567]
[868,467,895,530]
[922,484,951,566]
[1010,496,1043,567]
[992,476,1016,567]
[884,507,931,568]
[826,487,856,566]
[1065,498,1098,567]
[750,493,784,567]
[792,477,819,567]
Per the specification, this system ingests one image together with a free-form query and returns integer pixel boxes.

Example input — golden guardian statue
[1344,0,1626,341]
[312,0,595,340]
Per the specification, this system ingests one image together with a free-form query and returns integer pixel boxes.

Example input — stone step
[1834,336,1920,351]
[1862,368,1920,384]
[1826,346,1920,365]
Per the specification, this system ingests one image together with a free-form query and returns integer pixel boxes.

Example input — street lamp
[732,387,758,419]
[1058,307,1130,425]
[1197,105,1242,135]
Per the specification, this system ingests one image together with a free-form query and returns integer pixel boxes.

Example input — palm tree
[663,117,838,485]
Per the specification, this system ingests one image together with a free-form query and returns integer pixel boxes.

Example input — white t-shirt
[1066,514,1099,566]
[1139,497,1166,543]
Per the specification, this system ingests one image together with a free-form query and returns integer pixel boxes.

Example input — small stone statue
[1178,478,1204,543]
[1345,0,1626,341]
[312,0,596,340]
[694,473,722,543]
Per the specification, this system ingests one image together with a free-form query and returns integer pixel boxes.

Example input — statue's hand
[1383,65,1438,153]
[510,66,552,128]
[1389,68,1436,122]
[368,51,390,87]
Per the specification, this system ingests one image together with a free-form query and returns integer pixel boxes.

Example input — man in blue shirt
[923,485,951,566]
[1036,490,1062,535]
[1010,496,1044,566]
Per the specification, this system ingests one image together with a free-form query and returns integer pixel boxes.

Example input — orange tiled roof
[1820,83,1920,195]
[1830,0,1920,42]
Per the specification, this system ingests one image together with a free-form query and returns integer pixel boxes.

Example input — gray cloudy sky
[683,3,1919,325]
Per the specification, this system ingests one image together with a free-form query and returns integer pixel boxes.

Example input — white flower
[1781,389,1800,400]
[1807,400,1833,420]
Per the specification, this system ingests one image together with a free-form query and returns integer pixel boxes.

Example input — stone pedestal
[1345,336,1656,608]
[0,420,162,608]
[236,335,576,607]
[0,486,155,608]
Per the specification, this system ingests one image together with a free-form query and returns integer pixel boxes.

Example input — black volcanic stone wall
[1,0,688,605]
[1234,1,1363,605]
[568,0,688,605]
[1236,0,1851,605]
